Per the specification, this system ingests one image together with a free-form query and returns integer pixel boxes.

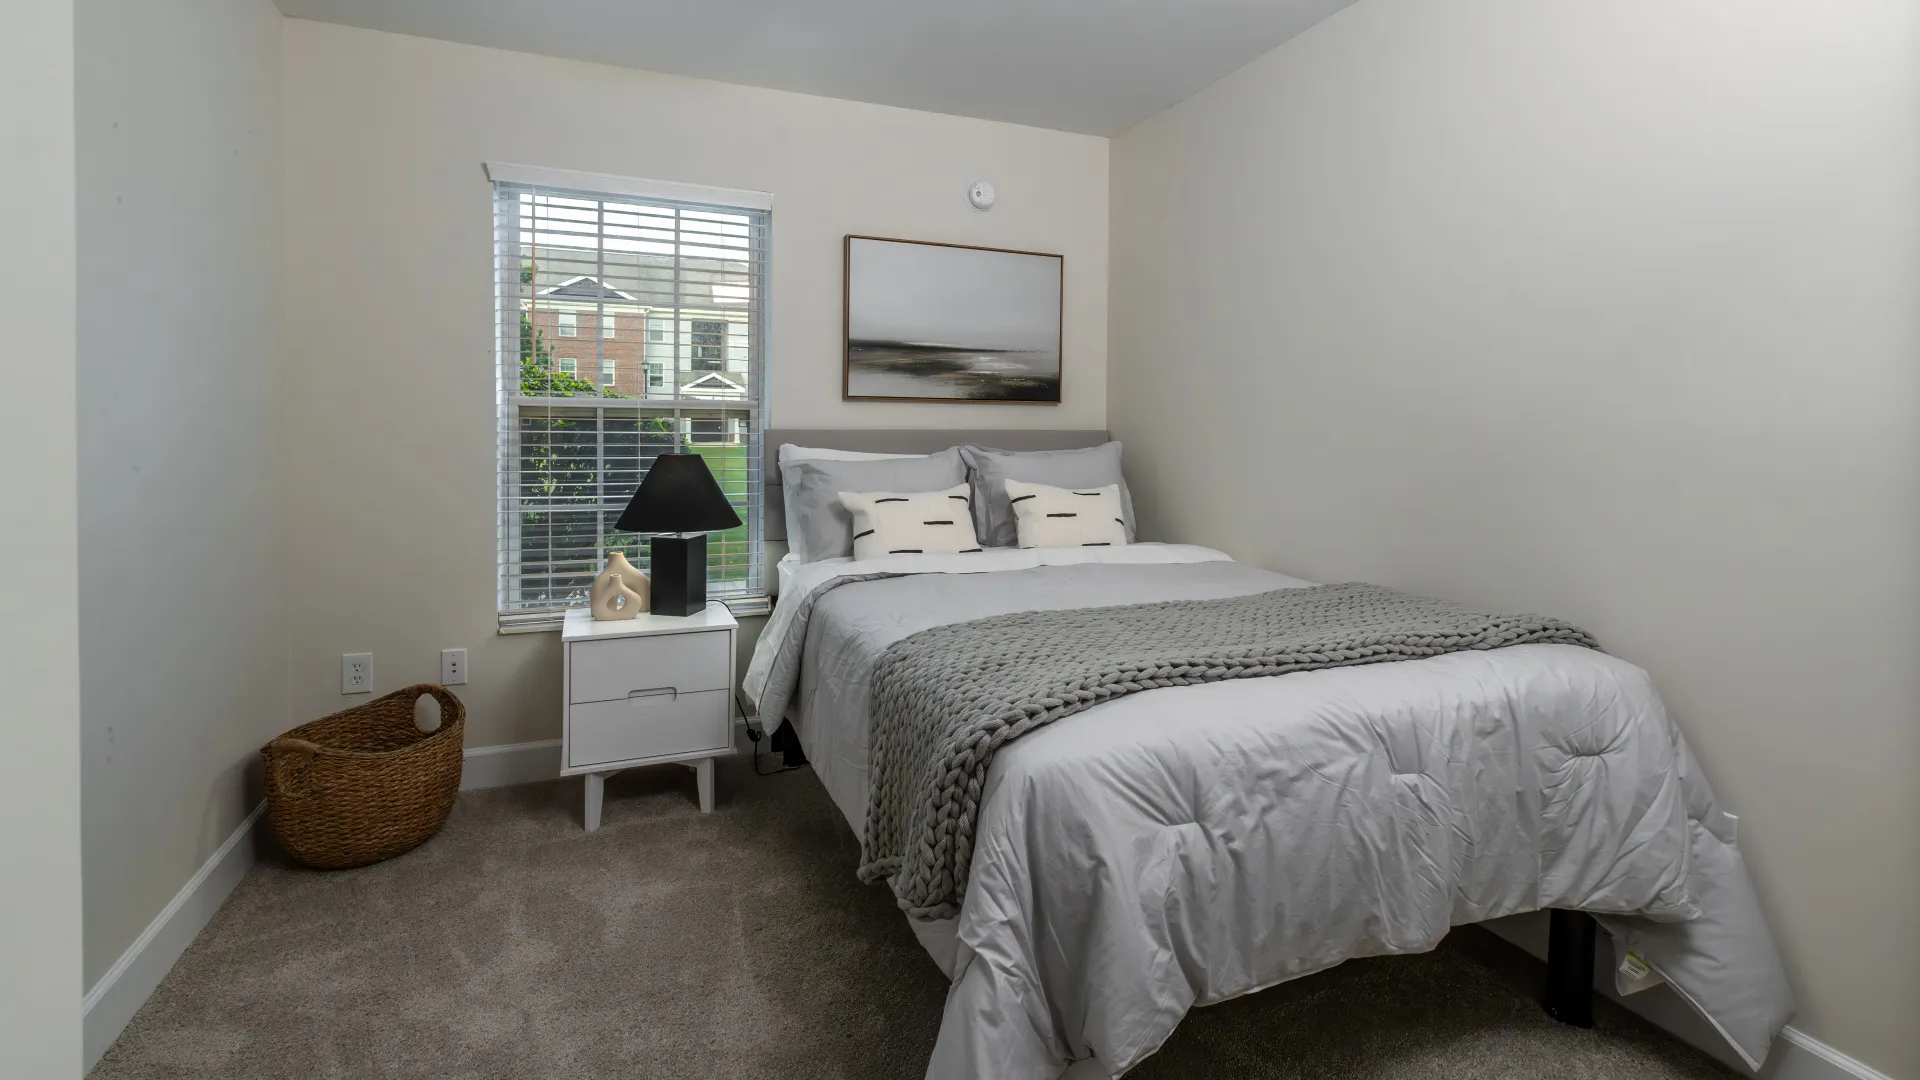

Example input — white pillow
[779,445,924,550]
[961,442,1136,548]
[781,450,968,562]
[1005,479,1130,550]
[838,484,983,561]
[778,444,919,465]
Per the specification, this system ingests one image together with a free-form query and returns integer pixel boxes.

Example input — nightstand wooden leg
[695,757,715,813]
[584,772,606,832]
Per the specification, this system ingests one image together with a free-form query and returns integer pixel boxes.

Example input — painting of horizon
[845,236,1062,403]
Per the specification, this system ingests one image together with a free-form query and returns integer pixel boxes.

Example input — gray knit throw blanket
[856,582,1598,918]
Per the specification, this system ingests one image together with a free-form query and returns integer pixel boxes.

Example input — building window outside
[646,318,666,343]
[691,319,726,371]
[600,360,616,387]
[557,357,577,375]
[601,313,617,339]
[646,361,664,389]
[557,311,578,337]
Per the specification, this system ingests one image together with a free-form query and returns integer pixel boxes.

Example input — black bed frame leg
[1544,909,1597,1028]
[768,719,809,769]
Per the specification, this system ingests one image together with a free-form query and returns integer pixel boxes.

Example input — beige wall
[281,20,1109,749]
[76,0,286,987]
[1109,1,1917,1073]
[0,1,83,1073]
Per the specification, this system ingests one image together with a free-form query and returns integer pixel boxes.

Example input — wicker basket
[261,683,465,870]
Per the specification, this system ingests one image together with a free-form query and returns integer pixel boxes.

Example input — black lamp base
[648,534,708,617]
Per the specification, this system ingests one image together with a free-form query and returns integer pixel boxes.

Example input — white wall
[1109,2,1917,1075]
[76,0,286,989]
[281,20,1109,749]
[0,2,84,1074]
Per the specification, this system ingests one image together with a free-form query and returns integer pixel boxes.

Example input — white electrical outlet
[441,648,468,685]
[342,652,373,694]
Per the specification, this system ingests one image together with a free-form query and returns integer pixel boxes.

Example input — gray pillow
[780,448,968,562]
[960,442,1136,548]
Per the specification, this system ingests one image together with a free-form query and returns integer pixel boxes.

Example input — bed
[746,430,1793,1080]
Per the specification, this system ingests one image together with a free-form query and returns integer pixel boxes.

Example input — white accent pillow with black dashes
[1004,479,1131,549]
[837,484,983,561]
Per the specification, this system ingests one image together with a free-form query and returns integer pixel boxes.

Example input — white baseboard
[1480,913,1889,1080]
[83,802,266,1072]
[460,718,762,792]
[1768,1029,1897,1080]
[460,739,562,790]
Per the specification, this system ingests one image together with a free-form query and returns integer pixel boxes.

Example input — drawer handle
[627,686,680,701]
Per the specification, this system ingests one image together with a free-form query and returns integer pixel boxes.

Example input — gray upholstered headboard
[763,429,1111,547]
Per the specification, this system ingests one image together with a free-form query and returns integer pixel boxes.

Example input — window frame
[491,166,772,631]
[556,311,578,337]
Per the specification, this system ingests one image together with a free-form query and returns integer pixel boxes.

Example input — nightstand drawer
[567,689,730,768]
[570,630,730,705]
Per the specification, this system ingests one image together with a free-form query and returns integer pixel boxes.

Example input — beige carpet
[93,753,1735,1079]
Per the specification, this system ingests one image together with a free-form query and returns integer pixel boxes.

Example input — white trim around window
[493,166,771,626]
[483,162,774,212]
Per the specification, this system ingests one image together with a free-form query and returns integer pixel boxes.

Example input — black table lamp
[614,453,742,617]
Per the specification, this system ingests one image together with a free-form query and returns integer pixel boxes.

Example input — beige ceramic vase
[591,552,650,620]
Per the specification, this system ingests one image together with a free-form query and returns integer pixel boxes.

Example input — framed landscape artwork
[843,235,1063,404]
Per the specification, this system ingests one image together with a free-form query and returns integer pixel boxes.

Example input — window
[691,319,727,371]
[492,165,769,625]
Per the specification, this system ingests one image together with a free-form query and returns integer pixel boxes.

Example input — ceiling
[274,0,1357,136]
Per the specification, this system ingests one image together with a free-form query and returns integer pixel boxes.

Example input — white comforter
[745,547,1792,1079]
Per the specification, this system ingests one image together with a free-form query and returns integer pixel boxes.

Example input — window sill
[498,595,772,634]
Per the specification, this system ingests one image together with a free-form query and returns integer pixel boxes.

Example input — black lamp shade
[615,453,742,535]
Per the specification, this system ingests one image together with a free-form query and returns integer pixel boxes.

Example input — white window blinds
[492,172,770,624]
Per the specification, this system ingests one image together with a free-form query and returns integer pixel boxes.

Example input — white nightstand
[561,603,738,831]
